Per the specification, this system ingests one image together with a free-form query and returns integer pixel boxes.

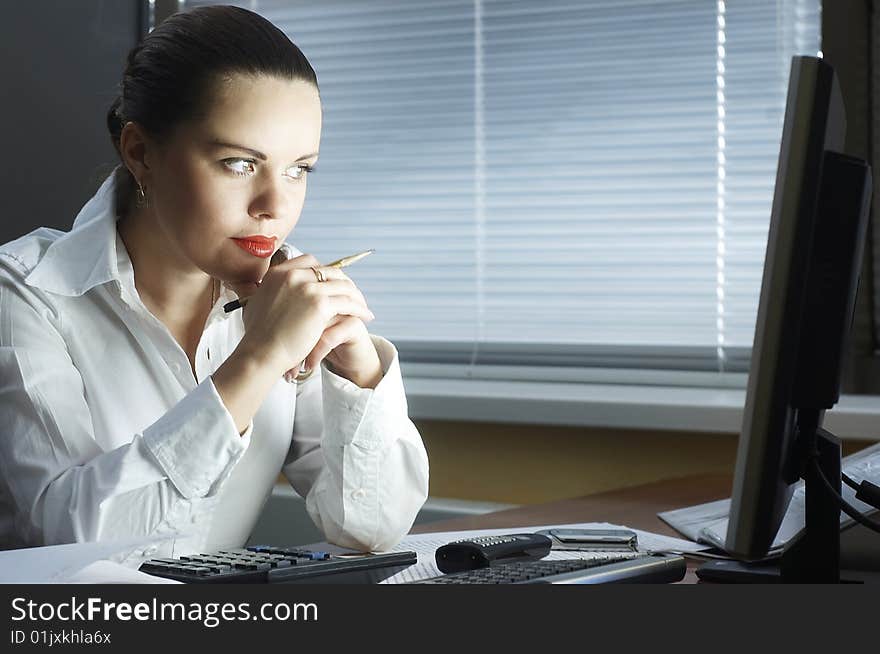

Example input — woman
[0,6,429,564]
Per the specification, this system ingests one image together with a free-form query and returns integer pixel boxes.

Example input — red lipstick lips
[232,235,276,258]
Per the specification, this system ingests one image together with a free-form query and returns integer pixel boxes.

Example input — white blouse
[0,175,429,565]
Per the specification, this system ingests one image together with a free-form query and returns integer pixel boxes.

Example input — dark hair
[106,6,318,216]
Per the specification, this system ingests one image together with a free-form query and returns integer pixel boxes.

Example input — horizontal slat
[185,0,819,372]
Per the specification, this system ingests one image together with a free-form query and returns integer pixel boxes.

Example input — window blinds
[185,0,820,380]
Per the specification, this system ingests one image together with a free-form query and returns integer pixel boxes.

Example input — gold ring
[310,266,327,282]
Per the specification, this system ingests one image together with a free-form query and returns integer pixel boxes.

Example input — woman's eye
[286,164,313,180]
[223,159,256,176]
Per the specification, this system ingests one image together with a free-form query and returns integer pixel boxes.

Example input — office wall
[824,0,880,394]
[415,421,873,505]
[0,1,140,243]
[414,420,737,504]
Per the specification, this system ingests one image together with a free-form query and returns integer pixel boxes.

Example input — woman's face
[144,73,322,289]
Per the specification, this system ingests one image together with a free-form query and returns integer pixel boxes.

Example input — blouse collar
[24,171,240,313]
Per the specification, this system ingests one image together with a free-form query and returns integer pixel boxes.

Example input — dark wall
[0,1,140,243]
[822,0,879,394]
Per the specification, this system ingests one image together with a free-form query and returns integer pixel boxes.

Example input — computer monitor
[700,56,872,583]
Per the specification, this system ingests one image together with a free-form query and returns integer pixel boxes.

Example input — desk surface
[412,473,734,583]
[412,473,732,535]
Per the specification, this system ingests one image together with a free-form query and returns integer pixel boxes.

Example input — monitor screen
[723,55,871,563]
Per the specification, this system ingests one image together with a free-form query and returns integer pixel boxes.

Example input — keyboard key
[415,554,683,584]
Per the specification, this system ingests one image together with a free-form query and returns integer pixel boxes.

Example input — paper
[0,536,174,584]
[658,441,880,550]
[64,560,181,584]
[356,522,709,584]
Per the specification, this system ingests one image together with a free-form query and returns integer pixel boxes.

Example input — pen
[222,248,375,313]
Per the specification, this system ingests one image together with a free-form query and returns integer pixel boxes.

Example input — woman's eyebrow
[211,140,267,160]
[210,140,318,162]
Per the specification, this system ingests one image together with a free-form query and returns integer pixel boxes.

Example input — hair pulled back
[106,6,318,215]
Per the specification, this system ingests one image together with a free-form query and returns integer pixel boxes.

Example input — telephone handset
[435,533,553,573]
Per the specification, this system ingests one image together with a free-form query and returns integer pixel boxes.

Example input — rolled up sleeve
[0,275,248,548]
[142,379,250,500]
[282,335,430,552]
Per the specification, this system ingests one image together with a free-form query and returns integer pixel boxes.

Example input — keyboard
[138,545,417,584]
[413,552,687,584]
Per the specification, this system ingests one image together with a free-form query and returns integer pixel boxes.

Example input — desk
[412,473,734,583]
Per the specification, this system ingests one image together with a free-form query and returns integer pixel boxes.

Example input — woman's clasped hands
[232,253,383,389]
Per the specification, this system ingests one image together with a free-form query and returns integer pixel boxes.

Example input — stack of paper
[0,537,180,584]
[658,441,880,550]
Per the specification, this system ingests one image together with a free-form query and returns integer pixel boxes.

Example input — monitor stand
[696,421,846,583]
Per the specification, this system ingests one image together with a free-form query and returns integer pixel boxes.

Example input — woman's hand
[302,313,383,388]
[231,253,381,387]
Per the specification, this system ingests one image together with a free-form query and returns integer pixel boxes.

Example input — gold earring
[135,181,149,208]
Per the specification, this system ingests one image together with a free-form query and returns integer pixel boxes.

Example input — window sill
[403,376,880,441]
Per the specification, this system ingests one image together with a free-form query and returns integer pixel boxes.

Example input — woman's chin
[221,277,262,297]
[221,262,270,288]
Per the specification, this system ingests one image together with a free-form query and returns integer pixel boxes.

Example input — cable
[843,473,860,492]
[842,473,880,511]
[812,457,880,535]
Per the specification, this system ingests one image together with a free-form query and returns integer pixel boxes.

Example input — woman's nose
[248,175,291,220]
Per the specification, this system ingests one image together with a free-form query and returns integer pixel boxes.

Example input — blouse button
[351,488,367,502]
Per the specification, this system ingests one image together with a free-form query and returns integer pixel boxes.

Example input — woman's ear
[118,122,153,189]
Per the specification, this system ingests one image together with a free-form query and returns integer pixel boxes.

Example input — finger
[303,318,364,371]
[296,317,344,371]
[310,266,352,283]
[260,266,330,293]
[297,265,362,288]
[323,295,375,323]
[315,314,345,330]
[282,253,321,269]
[260,268,371,313]
[269,243,295,267]
[306,267,366,300]
[264,254,321,276]
[277,263,367,302]
[307,278,369,309]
